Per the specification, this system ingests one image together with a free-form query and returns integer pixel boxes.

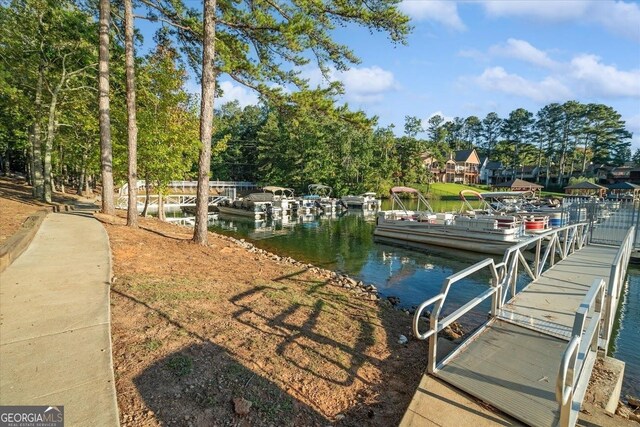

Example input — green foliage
[568,176,596,185]
[166,354,193,377]
[123,40,200,190]
[1,0,100,198]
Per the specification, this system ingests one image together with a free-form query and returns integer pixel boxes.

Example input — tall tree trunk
[26,144,32,185]
[141,176,150,217]
[44,73,64,203]
[193,0,217,244]
[125,0,138,227]
[32,64,45,199]
[78,150,87,196]
[1,150,10,176]
[99,0,115,214]
[58,141,64,193]
[157,186,165,221]
[545,161,550,188]
[582,135,590,173]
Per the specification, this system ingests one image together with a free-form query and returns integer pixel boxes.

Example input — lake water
[203,207,639,397]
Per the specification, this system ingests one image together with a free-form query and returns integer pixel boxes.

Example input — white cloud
[425,111,454,124]
[591,2,640,43]
[627,113,640,133]
[400,0,466,31]
[475,66,572,102]
[302,65,399,103]
[216,81,259,108]
[480,0,640,42]
[462,38,640,101]
[488,38,558,69]
[338,66,398,102]
[481,0,588,21]
[570,55,640,98]
[457,49,487,62]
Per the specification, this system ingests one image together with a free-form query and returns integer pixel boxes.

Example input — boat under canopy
[217,193,276,219]
[341,192,380,209]
[374,187,543,254]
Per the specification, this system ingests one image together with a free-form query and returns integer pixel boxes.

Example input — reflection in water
[152,194,640,406]
[208,210,497,328]
[207,209,639,395]
[611,270,640,397]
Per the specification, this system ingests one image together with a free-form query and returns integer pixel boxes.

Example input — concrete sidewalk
[0,211,119,426]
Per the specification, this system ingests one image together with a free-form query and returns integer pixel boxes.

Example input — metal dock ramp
[403,225,633,427]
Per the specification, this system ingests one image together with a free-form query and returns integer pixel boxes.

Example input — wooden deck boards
[402,244,620,427]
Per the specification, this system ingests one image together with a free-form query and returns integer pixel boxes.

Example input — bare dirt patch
[0,177,89,242]
[0,178,48,241]
[101,212,427,426]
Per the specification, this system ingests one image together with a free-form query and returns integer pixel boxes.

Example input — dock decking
[402,241,626,427]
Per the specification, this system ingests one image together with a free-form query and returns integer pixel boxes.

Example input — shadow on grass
[117,265,425,426]
[0,177,79,206]
[133,342,329,426]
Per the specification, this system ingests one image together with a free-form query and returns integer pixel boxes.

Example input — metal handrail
[602,225,635,350]
[119,180,257,195]
[557,336,580,406]
[412,294,445,340]
[116,194,228,209]
[412,257,500,374]
[499,223,588,306]
[412,222,591,376]
[556,278,606,427]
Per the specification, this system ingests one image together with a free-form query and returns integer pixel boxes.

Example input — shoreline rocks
[218,233,384,304]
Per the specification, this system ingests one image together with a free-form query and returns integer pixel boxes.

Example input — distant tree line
[208,99,633,193]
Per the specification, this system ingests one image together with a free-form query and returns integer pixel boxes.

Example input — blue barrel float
[549,212,565,228]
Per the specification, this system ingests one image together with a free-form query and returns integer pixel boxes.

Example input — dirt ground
[100,213,427,427]
[0,177,82,242]
[2,176,637,426]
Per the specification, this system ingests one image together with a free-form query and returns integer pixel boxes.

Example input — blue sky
[139,1,640,148]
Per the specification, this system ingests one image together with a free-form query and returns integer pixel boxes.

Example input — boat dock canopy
[390,186,420,194]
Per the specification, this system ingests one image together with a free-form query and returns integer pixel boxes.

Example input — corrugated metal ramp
[402,244,620,427]
[437,320,563,427]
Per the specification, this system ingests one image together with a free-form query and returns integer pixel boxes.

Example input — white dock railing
[499,223,589,306]
[603,225,635,350]
[115,194,228,210]
[555,225,634,426]
[556,278,605,427]
[412,223,634,427]
[118,180,257,195]
[412,222,591,374]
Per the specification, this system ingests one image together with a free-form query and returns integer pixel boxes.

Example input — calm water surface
[205,205,639,397]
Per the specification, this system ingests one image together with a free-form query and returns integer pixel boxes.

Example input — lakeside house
[422,148,480,185]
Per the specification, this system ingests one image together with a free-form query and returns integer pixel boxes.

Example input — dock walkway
[0,210,119,426]
[401,227,631,427]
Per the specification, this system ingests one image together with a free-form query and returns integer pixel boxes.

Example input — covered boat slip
[402,230,632,427]
[374,212,526,255]
[374,224,520,255]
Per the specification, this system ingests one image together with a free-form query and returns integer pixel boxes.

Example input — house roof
[454,149,479,163]
[611,168,631,177]
[564,181,607,190]
[493,179,543,190]
[607,182,640,190]
[486,161,502,170]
